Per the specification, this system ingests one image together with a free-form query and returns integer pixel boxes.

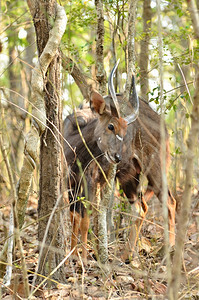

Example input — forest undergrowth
[1,191,198,299]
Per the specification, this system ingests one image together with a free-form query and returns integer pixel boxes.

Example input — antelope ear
[90,90,106,115]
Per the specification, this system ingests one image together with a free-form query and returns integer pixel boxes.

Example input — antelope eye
[108,123,114,131]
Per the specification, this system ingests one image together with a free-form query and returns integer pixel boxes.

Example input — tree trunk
[37,55,66,283]
[139,0,152,101]
[98,164,116,265]
[94,0,117,266]
[95,0,107,95]
[26,0,67,285]
[122,0,138,110]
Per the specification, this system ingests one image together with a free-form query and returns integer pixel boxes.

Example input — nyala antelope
[64,62,176,264]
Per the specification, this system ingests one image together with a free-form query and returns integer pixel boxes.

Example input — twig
[156,0,172,293]
[0,281,24,300]
[28,248,75,299]
[168,67,199,300]
[77,251,85,297]
[0,135,30,298]
[31,194,63,292]
[61,53,92,101]
[168,1,199,297]
[178,63,193,104]
[3,207,14,288]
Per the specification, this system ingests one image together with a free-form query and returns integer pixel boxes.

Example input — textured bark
[30,1,67,284]
[122,0,138,113]
[94,0,115,265]
[139,0,152,100]
[17,0,66,227]
[95,0,106,95]
[18,0,67,285]
[98,164,116,265]
[38,56,66,283]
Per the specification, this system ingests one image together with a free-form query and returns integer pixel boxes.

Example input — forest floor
[0,192,199,299]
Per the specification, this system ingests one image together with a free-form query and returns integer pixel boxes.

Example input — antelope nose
[115,153,121,163]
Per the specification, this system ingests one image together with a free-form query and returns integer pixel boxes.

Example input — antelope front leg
[80,211,90,265]
[168,191,176,247]
[70,211,81,259]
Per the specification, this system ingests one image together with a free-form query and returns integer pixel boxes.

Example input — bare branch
[2,208,14,288]
[0,135,29,297]
[61,53,92,101]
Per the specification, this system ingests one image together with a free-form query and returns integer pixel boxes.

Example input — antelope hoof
[121,250,133,264]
